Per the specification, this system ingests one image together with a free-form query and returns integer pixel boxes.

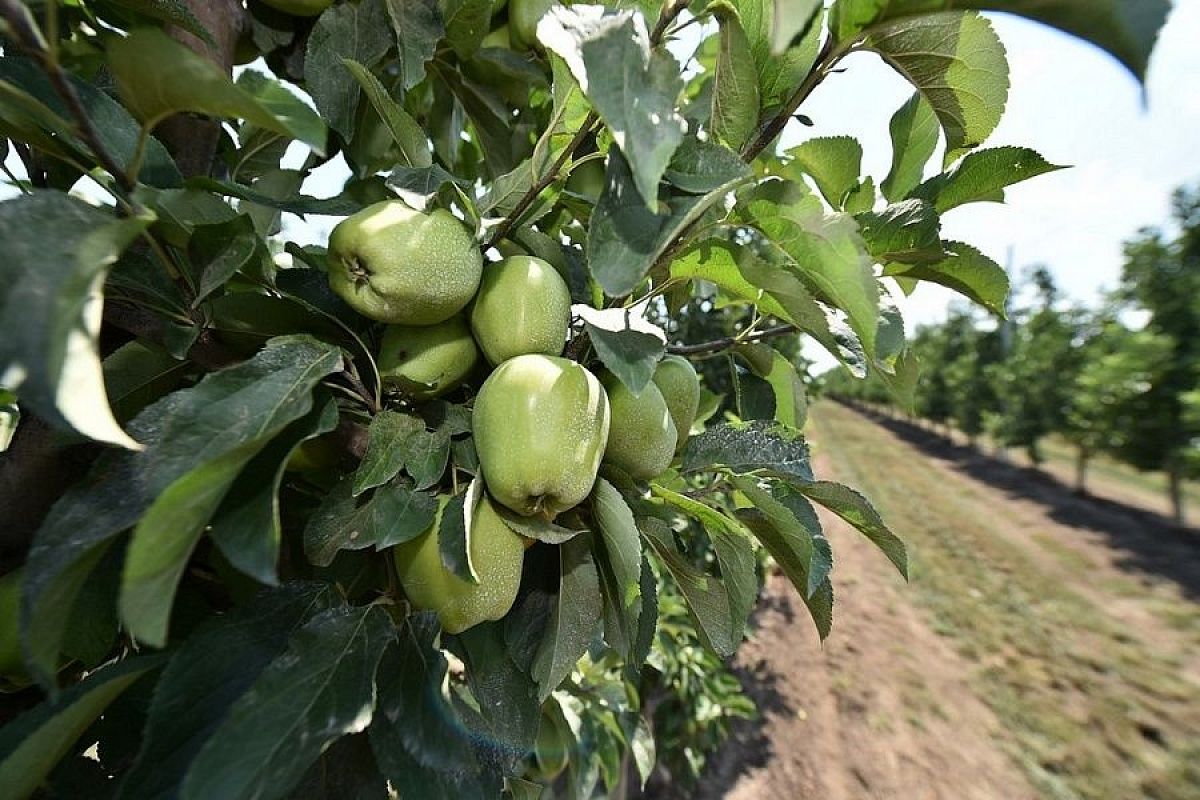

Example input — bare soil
[684,403,1200,800]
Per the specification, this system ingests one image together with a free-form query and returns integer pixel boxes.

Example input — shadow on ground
[642,593,794,800]
[848,403,1200,604]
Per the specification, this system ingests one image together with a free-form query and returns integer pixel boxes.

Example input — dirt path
[688,403,1200,800]
[694,458,1037,800]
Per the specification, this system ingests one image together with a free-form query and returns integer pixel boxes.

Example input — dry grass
[808,402,1200,800]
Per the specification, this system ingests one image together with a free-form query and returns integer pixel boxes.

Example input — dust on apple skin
[473,355,611,518]
[327,200,482,326]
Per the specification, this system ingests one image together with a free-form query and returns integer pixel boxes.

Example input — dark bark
[1075,446,1090,494]
[1167,462,1186,528]
[0,0,246,556]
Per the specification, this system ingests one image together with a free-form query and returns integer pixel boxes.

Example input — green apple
[565,158,605,201]
[474,355,610,517]
[0,569,27,683]
[393,493,525,634]
[510,0,556,50]
[601,373,676,480]
[470,256,571,366]
[327,200,483,325]
[258,0,333,16]
[531,705,572,781]
[378,315,480,399]
[481,23,511,50]
[652,355,701,453]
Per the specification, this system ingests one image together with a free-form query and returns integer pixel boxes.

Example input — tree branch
[483,0,689,252]
[741,36,838,162]
[483,111,599,251]
[0,0,136,193]
[668,324,797,356]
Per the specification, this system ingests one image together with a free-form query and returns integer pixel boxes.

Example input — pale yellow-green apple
[509,0,556,50]
[327,200,482,325]
[393,494,525,633]
[470,255,571,366]
[481,23,511,49]
[378,315,480,399]
[652,355,701,453]
[565,158,605,201]
[473,355,610,516]
[601,373,676,480]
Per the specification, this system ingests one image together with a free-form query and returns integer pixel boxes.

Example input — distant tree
[987,268,1081,465]
[1112,186,1200,524]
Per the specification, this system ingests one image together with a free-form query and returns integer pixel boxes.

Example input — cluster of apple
[326,200,701,633]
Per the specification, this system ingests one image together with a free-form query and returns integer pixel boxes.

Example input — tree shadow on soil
[848,404,1200,604]
[643,593,796,800]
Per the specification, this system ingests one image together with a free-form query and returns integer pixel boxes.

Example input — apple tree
[0,0,1173,797]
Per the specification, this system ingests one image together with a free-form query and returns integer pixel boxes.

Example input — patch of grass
[810,403,1200,800]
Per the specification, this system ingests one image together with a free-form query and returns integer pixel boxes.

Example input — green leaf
[881,91,938,202]
[495,506,582,545]
[117,338,343,646]
[187,176,369,217]
[438,488,479,583]
[104,0,215,45]
[735,343,807,428]
[0,57,182,188]
[588,148,751,296]
[21,337,342,683]
[102,341,189,423]
[731,477,830,596]
[651,485,758,632]
[234,71,328,156]
[639,517,741,657]
[730,0,824,107]
[370,615,500,798]
[108,29,327,150]
[384,0,445,90]
[0,192,149,449]
[531,534,602,701]
[0,656,165,800]
[188,214,261,304]
[304,0,394,138]
[452,621,540,754]
[784,136,863,209]
[855,198,945,264]
[794,481,907,578]
[829,0,1169,81]
[860,11,1009,165]
[387,164,464,209]
[739,179,880,355]
[353,410,427,495]
[181,604,394,800]
[681,419,814,482]
[885,240,1009,316]
[711,3,761,151]
[583,323,665,398]
[592,478,643,655]
[305,477,439,567]
[909,145,1066,212]
[771,0,823,53]
[664,135,752,194]
[115,583,338,800]
[442,0,494,58]
[541,6,686,208]
[341,58,434,168]
[210,399,340,584]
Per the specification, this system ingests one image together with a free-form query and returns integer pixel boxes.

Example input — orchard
[0,1,1174,798]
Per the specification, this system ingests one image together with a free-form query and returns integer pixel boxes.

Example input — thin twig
[0,0,136,194]
[668,324,797,356]
[483,111,599,251]
[740,36,838,162]
[484,0,689,252]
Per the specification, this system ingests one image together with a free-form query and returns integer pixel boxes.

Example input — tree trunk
[1075,446,1089,494]
[1168,462,1186,527]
